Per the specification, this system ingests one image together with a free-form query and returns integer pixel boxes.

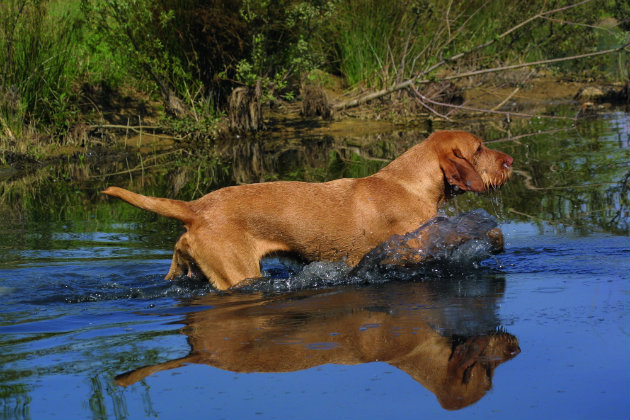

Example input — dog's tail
[102,186,195,225]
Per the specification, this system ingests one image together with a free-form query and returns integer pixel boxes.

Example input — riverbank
[1,74,628,174]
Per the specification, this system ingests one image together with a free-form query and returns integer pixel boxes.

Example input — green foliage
[326,0,430,88]
[232,0,338,102]
[321,0,630,89]
[0,0,85,139]
[81,1,191,102]
[1,0,628,152]
[81,0,251,121]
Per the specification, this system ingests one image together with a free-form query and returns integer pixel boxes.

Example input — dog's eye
[476,145,482,154]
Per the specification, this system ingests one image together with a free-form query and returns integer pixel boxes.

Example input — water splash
[240,209,505,293]
[348,209,503,280]
[20,210,506,300]
[25,274,214,305]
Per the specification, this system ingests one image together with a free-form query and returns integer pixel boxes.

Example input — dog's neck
[443,179,467,199]
[375,142,446,204]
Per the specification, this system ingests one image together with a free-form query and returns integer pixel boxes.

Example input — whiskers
[480,167,512,190]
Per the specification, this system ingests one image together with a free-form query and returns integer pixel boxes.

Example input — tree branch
[332,0,607,111]
[332,41,629,111]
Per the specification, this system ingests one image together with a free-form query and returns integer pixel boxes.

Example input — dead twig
[513,169,618,191]
[491,87,520,111]
[407,93,576,120]
[87,124,181,141]
[410,84,454,121]
[437,45,630,82]
[334,42,629,111]
[485,127,573,144]
[88,123,161,130]
[332,0,626,112]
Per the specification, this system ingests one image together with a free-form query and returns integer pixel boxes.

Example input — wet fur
[103,130,513,289]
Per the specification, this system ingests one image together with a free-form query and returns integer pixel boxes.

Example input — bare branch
[332,0,605,111]
[491,87,520,111]
[333,41,629,111]
[405,87,576,121]
[440,43,630,82]
[420,0,595,79]
[410,84,454,121]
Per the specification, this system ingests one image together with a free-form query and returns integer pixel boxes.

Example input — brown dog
[103,130,513,289]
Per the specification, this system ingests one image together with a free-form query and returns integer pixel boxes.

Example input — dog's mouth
[480,163,513,189]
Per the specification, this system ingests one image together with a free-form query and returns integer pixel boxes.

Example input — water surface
[0,108,628,419]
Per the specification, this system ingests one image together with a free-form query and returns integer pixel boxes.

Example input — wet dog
[103,130,513,289]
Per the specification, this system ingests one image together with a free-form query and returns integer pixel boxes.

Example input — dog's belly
[264,221,414,267]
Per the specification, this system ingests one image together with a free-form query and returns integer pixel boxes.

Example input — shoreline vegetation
[1,0,629,164]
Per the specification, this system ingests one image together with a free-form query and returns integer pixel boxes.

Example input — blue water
[1,111,629,420]
[0,220,627,419]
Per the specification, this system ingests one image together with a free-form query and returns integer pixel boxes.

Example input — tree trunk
[228,81,264,132]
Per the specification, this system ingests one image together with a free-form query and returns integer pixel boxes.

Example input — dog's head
[165,232,207,282]
[438,331,521,410]
[433,131,513,193]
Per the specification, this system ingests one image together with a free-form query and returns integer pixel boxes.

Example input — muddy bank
[1,75,627,178]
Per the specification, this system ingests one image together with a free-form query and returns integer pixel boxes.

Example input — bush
[232,0,337,100]
[82,0,251,119]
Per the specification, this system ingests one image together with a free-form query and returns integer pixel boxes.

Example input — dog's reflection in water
[116,278,520,410]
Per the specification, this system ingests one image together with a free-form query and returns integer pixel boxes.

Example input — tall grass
[324,0,628,90]
[327,0,515,89]
[0,0,85,142]
[331,0,424,88]
[0,0,627,156]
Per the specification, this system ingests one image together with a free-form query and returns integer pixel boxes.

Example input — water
[0,109,629,419]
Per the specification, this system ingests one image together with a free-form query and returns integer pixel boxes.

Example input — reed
[0,0,85,141]
[323,0,626,90]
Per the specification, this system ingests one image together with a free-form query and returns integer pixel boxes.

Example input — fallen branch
[331,0,627,112]
[87,123,181,141]
[485,127,573,144]
[410,84,454,121]
[88,123,162,130]
[439,45,630,82]
[407,89,576,120]
[91,160,178,178]
[333,42,629,111]
[513,169,618,191]
[420,0,595,81]
[491,87,520,112]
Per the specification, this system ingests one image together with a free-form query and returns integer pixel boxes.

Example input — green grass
[0,0,628,158]
[0,1,86,140]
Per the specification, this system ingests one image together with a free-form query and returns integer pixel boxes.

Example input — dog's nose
[503,154,514,168]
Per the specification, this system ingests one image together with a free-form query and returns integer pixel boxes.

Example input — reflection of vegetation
[1,110,628,240]
[0,110,627,417]
[0,323,180,419]
[0,383,31,420]
[450,110,630,234]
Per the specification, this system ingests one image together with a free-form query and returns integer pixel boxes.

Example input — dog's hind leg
[186,230,265,289]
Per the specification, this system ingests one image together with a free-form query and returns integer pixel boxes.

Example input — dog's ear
[439,148,485,192]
